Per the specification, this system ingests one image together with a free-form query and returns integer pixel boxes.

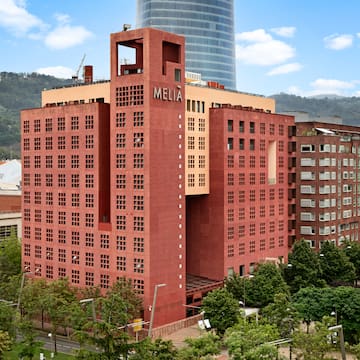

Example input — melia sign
[153,86,182,102]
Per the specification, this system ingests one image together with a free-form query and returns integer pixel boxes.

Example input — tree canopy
[284,239,325,293]
[225,263,290,308]
[319,242,356,286]
[294,286,360,343]
[201,287,239,335]
[224,320,282,360]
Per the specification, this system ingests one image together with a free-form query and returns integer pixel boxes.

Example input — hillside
[0,72,71,159]
[272,93,360,126]
[1,73,360,159]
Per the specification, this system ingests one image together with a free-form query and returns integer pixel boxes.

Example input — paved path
[163,324,203,348]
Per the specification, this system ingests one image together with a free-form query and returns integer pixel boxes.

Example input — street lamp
[17,271,33,312]
[48,333,55,358]
[331,309,338,325]
[328,325,346,360]
[148,283,166,338]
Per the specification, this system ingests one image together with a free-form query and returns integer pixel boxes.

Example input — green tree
[177,332,221,359]
[224,273,246,301]
[283,239,325,293]
[294,286,360,343]
[293,287,325,332]
[245,263,290,307]
[201,287,239,335]
[101,278,142,325]
[42,278,78,354]
[224,321,282,360]
[350,342,360,360]
[244,344,282,360]
[343,241,360,283]
[0,330,12,359]
[292,318,333,360]
[262,293,299,338]
[79,278,143,359]
[0,301,16,338]
[17,319,43,360]
[132,338,178,360]
[0,232,21,300]
[331,286,360,344]
[20,278,48,330]
[319,241,356,286]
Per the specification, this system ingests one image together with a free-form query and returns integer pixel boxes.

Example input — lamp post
[328,325,346,360]
[331,309,338,325]
[48,333,55,358]
[17,271,33,312]
[148,283,166,338]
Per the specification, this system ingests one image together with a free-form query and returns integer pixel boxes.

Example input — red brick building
[296,122,360,249]
[187,105,296,283]
[21,28,186,327]
[21,27,296,327]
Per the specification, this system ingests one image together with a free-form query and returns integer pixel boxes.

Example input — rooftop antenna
[123,24,131,31]
[72,54,86,83]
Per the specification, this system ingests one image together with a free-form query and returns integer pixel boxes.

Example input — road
[18,332,81,356]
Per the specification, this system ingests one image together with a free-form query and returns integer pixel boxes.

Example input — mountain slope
[272,93,360,126]
[0,72,71,158]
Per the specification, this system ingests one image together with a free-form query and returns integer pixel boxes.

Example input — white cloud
[54,13,71,25]
[267,62,303,76]
[324,34,353,50]
[235,28,295,66]
[270,26,296,38]
[0,2,92,50]
[36,65,73,79]
[236,40,295,66]
[44,24,92,50]
[0,0,45,35]
[288,78,357,97]
[236,29,272,42]
[311,78,354,91]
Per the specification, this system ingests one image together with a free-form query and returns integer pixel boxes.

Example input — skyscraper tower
[137,0,237,90]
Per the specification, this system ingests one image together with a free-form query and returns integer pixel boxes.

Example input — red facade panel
[187,106,293,280]
[110,28,186,326]
[0,195,21,212]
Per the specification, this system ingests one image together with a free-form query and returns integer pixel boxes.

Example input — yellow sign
[133,318,143,332]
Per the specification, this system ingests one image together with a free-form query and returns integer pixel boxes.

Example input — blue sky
[1,0,360,97]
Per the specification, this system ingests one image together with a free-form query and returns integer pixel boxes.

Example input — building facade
[136,0,237,90]
[21,27,294,328]
[22,28,187,327]
[0,189,22,241]
[186,105,296,284]
[0,160,22,241]
[296,122,360,250]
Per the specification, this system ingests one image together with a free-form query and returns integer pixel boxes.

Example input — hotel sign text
[153,86,182,102]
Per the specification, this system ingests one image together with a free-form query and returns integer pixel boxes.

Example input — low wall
[151,314,203,339]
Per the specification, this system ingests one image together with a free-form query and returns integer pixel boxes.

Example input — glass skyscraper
[136,0,236,90]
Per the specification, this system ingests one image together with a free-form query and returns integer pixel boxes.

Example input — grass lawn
[4,343,75,359]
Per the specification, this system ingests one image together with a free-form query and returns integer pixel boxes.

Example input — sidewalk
[162,324,203,348]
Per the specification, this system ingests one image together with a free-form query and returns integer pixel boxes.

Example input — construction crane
[72,54,86,83]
